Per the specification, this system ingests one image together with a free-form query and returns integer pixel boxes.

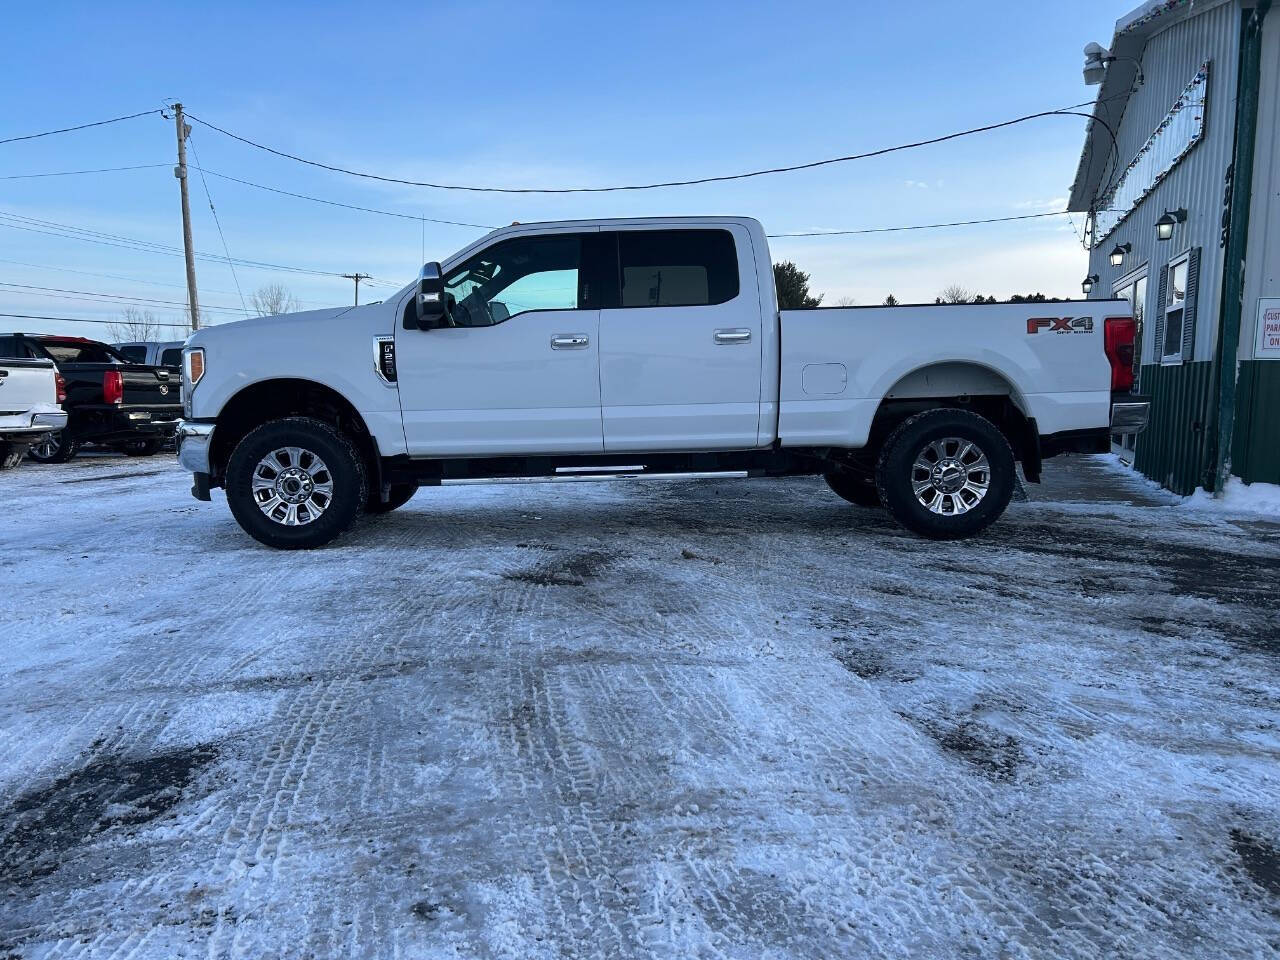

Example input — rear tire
[0,441,29,469]
[875,408,1014,540]
[27,431,78,464]
[225,416,367,550]
[365,482,418,514]
[121,438,165,457]
[824,470,882,507]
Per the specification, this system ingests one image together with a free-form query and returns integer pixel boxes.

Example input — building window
[1161,252,1190,364]
[1113,268,1148,373]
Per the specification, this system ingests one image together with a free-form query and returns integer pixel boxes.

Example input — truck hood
[187,305,364,348]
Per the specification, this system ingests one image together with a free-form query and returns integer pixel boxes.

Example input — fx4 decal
[1027,316,1095,335]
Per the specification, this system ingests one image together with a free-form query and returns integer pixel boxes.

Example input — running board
[439,470,750,486]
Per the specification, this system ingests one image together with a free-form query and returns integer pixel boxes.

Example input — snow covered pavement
[1,453,1278,959]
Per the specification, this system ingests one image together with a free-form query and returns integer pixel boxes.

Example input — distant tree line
[774,261,1053,309]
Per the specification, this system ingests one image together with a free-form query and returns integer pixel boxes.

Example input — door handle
[714,328,752,344]
[551,334,590,349]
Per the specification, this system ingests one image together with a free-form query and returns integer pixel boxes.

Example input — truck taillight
[54,371,67,403]
[1104,316,1136,392]
[103,369,124,405]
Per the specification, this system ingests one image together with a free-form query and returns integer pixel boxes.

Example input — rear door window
[117,345,147,363]
[617,230,739,308]
[160,348,183,367]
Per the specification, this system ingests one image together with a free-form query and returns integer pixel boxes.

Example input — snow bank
[1183,477,1280,517]
[1095,452,1280,517]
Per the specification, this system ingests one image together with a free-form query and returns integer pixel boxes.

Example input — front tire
[225,417,367,549]
[365,482,418,514]
[875,408,1014,540]
[27,431,78,464]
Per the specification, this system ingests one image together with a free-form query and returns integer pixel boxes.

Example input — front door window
[442,235,582,327]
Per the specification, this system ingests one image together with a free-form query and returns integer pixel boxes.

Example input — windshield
[38,340,127,364]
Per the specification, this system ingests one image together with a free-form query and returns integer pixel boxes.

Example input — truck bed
[776,299,1127,448]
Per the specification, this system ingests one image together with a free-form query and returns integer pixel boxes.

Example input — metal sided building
[1069,0,1279,494]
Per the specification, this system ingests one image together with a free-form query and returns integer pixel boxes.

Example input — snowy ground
[1,453,1278,959]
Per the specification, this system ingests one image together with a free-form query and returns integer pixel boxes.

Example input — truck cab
[178,216,1145,549]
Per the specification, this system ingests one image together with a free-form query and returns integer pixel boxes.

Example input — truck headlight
[183,347,204,417]
[184,347,205,387]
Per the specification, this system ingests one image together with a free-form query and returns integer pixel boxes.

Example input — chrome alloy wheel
[29,432,60,459]
[251,446,334,526]
[911,437,991,515]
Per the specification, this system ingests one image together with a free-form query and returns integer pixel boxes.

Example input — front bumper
[177,420,215,474]
[1111,397,1151,436]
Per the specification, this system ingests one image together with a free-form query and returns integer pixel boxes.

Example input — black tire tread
[874,408,1014,541]
[226,416,366,549]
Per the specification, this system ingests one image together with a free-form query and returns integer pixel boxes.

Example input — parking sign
[1256,299,1280,359]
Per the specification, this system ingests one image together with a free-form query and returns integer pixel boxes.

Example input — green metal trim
[1133,361,1215,495]
[1232,360,1280,483]
[1210,0,1271,493]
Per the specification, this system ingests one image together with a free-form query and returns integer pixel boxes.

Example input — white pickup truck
[0,342,68,469]
[177,216,1147,549]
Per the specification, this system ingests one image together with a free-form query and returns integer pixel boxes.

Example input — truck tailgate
[60,363,182,410]
[0,358,57,413]
[121,365,180,407]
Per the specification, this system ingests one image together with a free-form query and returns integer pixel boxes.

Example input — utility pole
[343,273,372,306]
[172,103,200,331]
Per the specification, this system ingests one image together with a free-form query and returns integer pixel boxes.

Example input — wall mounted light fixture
[1155,208,1187,241]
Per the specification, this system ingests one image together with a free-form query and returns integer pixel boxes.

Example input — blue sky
[0,0,1129,337]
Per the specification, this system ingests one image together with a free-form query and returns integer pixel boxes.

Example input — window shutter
[1182,247,1201,363]
[1154,265,1168,361]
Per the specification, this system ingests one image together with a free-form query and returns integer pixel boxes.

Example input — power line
[0,311,192,330]
[0,256,326,303]
[767,211,1069,237]
[186,100,1105,194]
[0,210,389,283]
[0,109,163,146]
[188,137,250,316]
[0,163,169,180]
[194,167,495,228]
[0,280,253,314]
[0,288,248,315]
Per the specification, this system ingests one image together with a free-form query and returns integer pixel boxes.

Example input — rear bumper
[0,408,68,439]
[177,420,215,474]
[1111,396,1151,436]
[67,405,182,443]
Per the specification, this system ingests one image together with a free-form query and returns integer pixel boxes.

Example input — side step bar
[439,470,750,486]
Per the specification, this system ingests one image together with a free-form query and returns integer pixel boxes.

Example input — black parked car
[0,333,183,463]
